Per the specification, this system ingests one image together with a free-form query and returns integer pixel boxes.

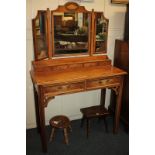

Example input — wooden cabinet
[109,39,129,130]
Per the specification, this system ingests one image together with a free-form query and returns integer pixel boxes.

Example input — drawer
[44,82,85,96]
[86,77,121,90]
[52,65,68,71]
[69,63,83,68]
[84,62,97,67]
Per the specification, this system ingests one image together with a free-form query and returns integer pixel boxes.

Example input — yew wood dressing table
[30,2,126,152]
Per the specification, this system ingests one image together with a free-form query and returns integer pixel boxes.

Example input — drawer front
[86,77,121,90]
[44,82,85,96]
[52,65,68,71]
[69,63,83,68]
[84,62,97,67]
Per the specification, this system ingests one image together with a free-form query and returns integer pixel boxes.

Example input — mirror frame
[32,10,49,60]
[93,11,109,54]
[32,2,109,60]
[51,2,92,57]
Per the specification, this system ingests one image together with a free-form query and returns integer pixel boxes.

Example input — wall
[26,0,126,129]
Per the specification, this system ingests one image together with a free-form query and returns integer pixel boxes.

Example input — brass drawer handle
[57,86,62,90]
[58,85,69,90]
[98,80,104,84]
[98,79,111,84]
[98,81,102,84]
[106,79,110,82]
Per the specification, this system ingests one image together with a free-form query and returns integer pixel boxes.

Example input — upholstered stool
[80,105,110,138]
[49,115,71,144]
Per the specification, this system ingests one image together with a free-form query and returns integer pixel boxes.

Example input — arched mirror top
[52,2,90,13]
[51,2,91,57]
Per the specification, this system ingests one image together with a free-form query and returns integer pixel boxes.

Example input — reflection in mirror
[34,12,48,60]
[95,13,108,53]
[53,12,89,56]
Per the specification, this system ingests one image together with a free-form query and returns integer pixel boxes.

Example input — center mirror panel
[52,12,90,56]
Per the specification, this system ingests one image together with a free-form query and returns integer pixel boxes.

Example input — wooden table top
[31,65,127,86]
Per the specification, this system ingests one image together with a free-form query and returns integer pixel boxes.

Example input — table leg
[33,85,40,133]
[100,89,106,106]
[80,116,85,128]
[38,86,47,152]
[113,77,124,133]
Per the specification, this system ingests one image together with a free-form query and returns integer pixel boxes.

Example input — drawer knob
[99,80,104,84]
[58,85,68,90]
[58,86,62,90]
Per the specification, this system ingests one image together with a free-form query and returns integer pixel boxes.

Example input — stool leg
[49,127,55,142]
[63,128,69,144]
[69,124,72,132]
[97,117,102,123]
[103,117,108,133]
[81,116,85,128]
[86,118,90,138]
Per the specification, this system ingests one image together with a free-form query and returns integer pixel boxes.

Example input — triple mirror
[32,2,108,60]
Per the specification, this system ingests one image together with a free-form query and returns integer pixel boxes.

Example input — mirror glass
[53,12,90,56]
[95,13,108,53]
[34,12,48,60]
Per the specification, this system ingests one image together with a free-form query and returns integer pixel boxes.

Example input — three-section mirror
[32,3,109,60]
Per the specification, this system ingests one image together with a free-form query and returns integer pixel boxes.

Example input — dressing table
[30,2,126,152]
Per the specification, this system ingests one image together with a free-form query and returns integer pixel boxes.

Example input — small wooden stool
[80,105,110,138]
[49,115,71,144]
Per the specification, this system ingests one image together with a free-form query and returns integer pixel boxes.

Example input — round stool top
[50,115,70,129]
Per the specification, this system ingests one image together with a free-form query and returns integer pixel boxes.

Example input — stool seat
[80,105,110,138]
[80,105,110,118]
[49,115,71,144]
[50,115,70,129]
